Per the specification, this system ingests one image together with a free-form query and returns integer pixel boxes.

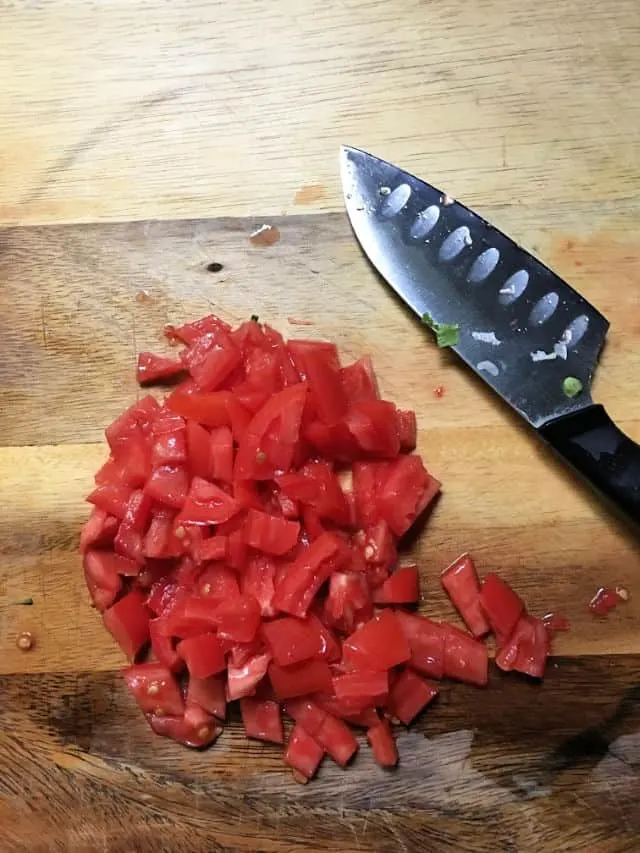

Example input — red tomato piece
[244,509,300,556]
[147,712,222,748]
[386,669,439,724]
[345,400,401,458]
[83,552,122,612]
[185,419,211,480]
[324,572,373,634]
[79,507,119,553]
[182,329,243,391]
[136,352,184,384]
[269,659,333,700]
[84,549,139,579]
[241,554,277,618]
[234,382,309,479]
[304,419,360,462]
[394,611,446,679]
[479,573,525,644]
[377,455,440,537]
[105,395,160,450]
[440,554,490,638]
[177,632,226,678]
[192,534,228,564]
[396,409,417,452]
[145,578,188,617]
[313,694,379,728]
[342,611,411,672]
[443,625,489,686]
[285,724,325,782]
[120,489,153,534]
[87,483,133,519]
[166,389,233,428]
[149,617,183,673]
[276,462,350,525]
[332,669,389,703]
[227,651,272,700]
[357,520,397,587]
[143,511,184,559]
[161,597,218,638]
[352,462,387,527]
[496,613,549,679]
[176,476,240,526]
[288,340,346,424]
[145,465,189,509]
[272,531,343,618]
[151,422,187,469]
[285,699,358,767]
[95,431,151,490]
[167,314,231,345]
[187,674,227,720]
[261,616,325,666]
[589,586,621,616]
[103,589,150,661]
[122,662,185,716]
[367,718,398,767]
[212,594,261,643]
[240,697,284,744]
[340,356,379,403]
[373,565,420,604]
[209,426,234,482]
[307,612,341,663]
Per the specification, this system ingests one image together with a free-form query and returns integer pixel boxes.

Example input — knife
[340,145,640,525]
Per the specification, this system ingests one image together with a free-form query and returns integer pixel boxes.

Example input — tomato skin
[395,611,446,679]
[479,573,525,644]
[177,632,226,678]
[367,718,398,767]
[342,611,411,672]
[345,400,401,458]
[105,395,160,450]
[261,616,325,666]
[288,340,347,425]
[332,669,389,703]
[87,484,133,519]
[122,662,185,716]
[269,659,333,700]
[147,712,222,748]
[272,532,343,618]
[496,613,549,679]
[182,328,243,391]
[226,651,271,700]
[83,552,122,612]
[373,565,420,604]
[443,625,489,686]
[103,589,151,661]
[244,509,301,556]
[80,508,119,553]
[212,594,262,643]
[340,357,379,404]
[187,674,227,720]
[167,389,233,428]
[136,352,184,384]
[240,697,284,744]
[386,669,439,724]
[377,456,440,536]
[285,724,325,781]
[441,554,490,638]
[396,409,417,452]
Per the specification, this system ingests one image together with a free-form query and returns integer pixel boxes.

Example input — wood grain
[0,0,639,226]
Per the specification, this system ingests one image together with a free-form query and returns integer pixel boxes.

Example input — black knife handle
[540,404,640,524]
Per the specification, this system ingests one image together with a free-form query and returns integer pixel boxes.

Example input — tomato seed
[147,682,160,696]
[616,585,630,601]
[16,631,33,651]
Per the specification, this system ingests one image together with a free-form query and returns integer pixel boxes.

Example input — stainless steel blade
[341,145,609,429]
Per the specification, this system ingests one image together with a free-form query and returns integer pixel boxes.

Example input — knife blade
[341,145,640,525]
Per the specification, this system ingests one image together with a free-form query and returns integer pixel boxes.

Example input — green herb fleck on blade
[11,597,34,606]
[422,313,460,348]
[562,376,583,398]
[250,314,260,323]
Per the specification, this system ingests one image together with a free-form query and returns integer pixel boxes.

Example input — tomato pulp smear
[81,313,557,782]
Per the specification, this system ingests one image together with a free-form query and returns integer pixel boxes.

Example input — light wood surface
[1,1,640,851]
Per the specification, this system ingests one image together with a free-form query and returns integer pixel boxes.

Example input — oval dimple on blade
[410,205,440,239]
[468,247,500,283]
[498,269,529,305]
[380,183,412,218]
[529,291,560,327]
[439,226,472,263]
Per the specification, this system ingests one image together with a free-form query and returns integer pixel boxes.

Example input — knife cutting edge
[340,145,640,526]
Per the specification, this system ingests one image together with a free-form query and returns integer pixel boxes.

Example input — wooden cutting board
[1,205,639,852]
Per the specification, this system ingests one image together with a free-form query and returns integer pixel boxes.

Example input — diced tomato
[345,400,401,458]
[340,356,379,403]
[301,506,325,541]
[95,431,151,490]
[324,572,373,634]
[145,465,189,509]
[191,534,227,564]
[276,462,350,525]
[342,611,411,672]
[123,662,185,716]
[167,314,232,345]
[209,426,234,482]
[105,395,160,450]
[241,554,277,618]
[103,589,150,660]
[182,328,243,391]
[285,699,358,767]
[496,613,549,679]
[367,718,398,767]
[167,389,233,428]
[373,565,420,604]
[145,578,187,617]
[244,508,300,556]
[84,549,139,579]
[377,456,440,537]
[262,616,325,666]
[151,423,187,469]
[147,711,222,748]
[288,340,346,424]
[269,659,333,700]
[386,669,438,724]
[187,674,227,719]
[440,554,490,638]
[212,594,261,643]
[443,625,489,686]
[273,531,343,617]
[240,697,284,744]
[80,507,119,553]
[87,483,133,519]
[285,724,325,781]
[308,612,341,663]
[313,694,379,728]
[143,511,184,559]
[136,352,184,384]
[357,520,396,587]
[332,669,389,703]
[227,651,271,700]
[176,476,240,526]
[234,383,309,480]
[589,586,621,616]
[83,551,122,612]
[395,611,446,679]
[396,409,417,452]
[161,597,218,638]
[177,632,226,678]
[185,419,211,480]
[149,616,183,673]
[479,573,525,644]
[304,419,360,462]
[352,462,386,527]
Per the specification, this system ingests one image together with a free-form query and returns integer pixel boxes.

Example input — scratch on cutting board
[25,86,197,203]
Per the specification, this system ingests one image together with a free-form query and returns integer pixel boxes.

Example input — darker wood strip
[0,656,638,852]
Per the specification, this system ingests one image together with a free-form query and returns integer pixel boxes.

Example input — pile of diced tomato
[81,313,553,782]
